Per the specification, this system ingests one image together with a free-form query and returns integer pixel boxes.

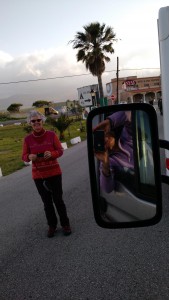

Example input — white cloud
[0,41,160,110]
[0,51,13,66]
[0,47,83,81]
[0,47,93,108]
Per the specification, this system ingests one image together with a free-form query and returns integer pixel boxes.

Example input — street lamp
[90,89,96,107]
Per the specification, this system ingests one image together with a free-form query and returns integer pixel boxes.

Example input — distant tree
[69,22,116,101]
[7,103,23,112]
[46,115,73,140]
[32,100,51,107]
[76,102,83,115]
[0,111,10,121]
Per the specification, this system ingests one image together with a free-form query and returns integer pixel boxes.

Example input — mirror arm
[159,139,169,185]
[161,175,169,185]
[159,139,169,150]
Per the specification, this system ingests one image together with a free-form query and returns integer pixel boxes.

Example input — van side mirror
[87,103,162,228]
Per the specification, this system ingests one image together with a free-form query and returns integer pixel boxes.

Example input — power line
[0,68,160,85]
[0,73,91,85]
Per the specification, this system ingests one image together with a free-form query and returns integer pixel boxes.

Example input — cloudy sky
[0,0,168,109]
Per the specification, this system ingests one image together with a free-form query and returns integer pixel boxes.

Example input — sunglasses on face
[30,119,42,123]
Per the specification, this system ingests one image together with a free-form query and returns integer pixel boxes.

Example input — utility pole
[116,56,119,104]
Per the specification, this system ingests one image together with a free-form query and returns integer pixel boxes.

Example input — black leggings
[34,175,70,227]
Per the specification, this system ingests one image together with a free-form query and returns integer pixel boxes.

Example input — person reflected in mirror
[93,111,134,193]
[22,110,71,238]
[149,98,154,105]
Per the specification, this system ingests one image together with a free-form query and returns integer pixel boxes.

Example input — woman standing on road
[22,110,71,238]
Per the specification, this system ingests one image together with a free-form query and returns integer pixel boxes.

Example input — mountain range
[0,94,64,111]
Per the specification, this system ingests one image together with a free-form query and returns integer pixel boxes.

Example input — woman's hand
[44,151,52,160]
[28,154,37,162]
[95,151,111,176]
[94,151,109,164]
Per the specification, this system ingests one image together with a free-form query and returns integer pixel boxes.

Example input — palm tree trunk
[97,75,104,101]
[60,131,65,140]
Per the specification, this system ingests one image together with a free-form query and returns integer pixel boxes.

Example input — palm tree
[46,115,73,140]
[69,22,116,101]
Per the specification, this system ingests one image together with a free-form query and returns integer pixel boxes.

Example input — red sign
[125,80,136,86]
[111,94,115,100]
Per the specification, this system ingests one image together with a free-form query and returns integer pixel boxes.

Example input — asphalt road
[0,118,27,126]
[0,108,169,300]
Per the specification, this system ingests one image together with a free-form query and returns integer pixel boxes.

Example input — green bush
[23,124,32,133]
[0,111,10,121]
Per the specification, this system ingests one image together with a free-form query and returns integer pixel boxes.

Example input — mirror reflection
[92,110,157,223]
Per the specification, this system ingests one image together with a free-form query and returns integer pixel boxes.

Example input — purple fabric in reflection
[100,111,134,193]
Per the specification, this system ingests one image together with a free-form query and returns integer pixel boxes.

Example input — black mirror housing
[87,103,162,228]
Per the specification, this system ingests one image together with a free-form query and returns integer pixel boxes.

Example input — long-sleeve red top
[22,129,64,179]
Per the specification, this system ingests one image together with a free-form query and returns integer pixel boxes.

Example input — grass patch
[0,119,87,176]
